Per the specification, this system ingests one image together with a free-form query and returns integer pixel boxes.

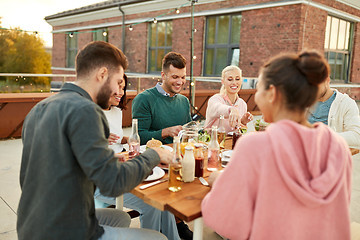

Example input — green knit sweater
[132,87,191,145]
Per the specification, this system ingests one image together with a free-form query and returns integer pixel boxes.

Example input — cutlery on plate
[199,177,209,186]
[140,178,168,190]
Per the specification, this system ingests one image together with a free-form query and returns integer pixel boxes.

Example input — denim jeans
[96,208,167,240]
[94,189,180,240]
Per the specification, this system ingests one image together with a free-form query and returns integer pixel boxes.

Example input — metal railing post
[137,77,141,94]
[191,77,196,115]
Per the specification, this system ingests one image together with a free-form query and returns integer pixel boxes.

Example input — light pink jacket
[204,94,247,132]
[202,120,352,240]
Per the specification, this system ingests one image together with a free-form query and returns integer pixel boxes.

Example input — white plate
[140,144,173,153]
[161,145,173,152]
[144,166,165,182]
[221,150,233,167]
[221,150,233,159]
[140,145,146,153]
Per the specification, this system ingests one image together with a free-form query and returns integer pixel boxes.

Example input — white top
[103,107,124,153]
[327,89,360,148]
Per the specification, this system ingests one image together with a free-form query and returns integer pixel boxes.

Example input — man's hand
[161,125,183,139]
[151,147,172,165]
[114,152,126,162]
[108,133,120,145]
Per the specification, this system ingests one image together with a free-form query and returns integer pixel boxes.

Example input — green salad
[198,129,211,142]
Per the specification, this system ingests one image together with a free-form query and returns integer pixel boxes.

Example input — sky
[0,0,102,47]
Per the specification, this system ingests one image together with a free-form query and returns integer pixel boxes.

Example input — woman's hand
[229,108,241,128]
[241,112,253,125]
[208,170,222,187]
[108,133,120,145]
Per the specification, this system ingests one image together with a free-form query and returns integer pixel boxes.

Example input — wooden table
[128,139,232,240]
[120,133,358,239]
[131,173,210,240]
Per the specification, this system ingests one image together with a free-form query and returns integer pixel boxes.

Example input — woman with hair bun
[201,50,352,240]
[204,65,253,132]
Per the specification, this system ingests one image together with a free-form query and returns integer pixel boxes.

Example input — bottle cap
[194,143,203,148]
[185,146,194,151]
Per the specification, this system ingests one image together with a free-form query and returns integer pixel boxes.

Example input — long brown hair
[117,74,128,110]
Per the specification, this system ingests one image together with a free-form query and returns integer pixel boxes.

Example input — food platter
[140,144,173,153]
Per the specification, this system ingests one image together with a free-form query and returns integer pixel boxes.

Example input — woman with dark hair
[95,74,181,240]
[201,50,352,240]
[104,74,129,153]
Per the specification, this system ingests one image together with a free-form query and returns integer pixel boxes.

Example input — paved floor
[1,130,359,239]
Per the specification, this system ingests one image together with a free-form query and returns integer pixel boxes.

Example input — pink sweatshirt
[204,94,247,132]
[201,120,352,240]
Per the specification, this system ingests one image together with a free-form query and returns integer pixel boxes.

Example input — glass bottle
[128,119,140,159]
[194,143,204,178]
[182,146,195,182]
[217,115,226,149]
[232,127,242,149]
[168,136,182,192]
[207,126,220,171]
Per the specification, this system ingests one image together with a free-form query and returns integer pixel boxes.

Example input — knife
[199,177,209,186]
[140,178,168,190]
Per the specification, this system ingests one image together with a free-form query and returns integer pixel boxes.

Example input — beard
[96,78,112,109]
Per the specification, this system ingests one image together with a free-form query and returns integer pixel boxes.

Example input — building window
[324,16,353,82]
[204,14,242,76]
[66,33,78,68]
[93,28,108,42]
[148,21,172,73]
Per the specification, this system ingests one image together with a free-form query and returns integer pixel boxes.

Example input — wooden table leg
[115,195,123,210]
[193,217,203,240]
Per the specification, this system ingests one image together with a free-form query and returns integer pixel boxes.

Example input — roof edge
[45,0,149,20]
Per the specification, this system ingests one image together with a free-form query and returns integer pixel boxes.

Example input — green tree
[0,19,51,86]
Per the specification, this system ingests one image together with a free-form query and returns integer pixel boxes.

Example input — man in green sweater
[132,52,192,145]
[132,52,193,239]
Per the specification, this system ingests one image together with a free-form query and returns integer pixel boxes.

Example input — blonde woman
[204,65,253,132]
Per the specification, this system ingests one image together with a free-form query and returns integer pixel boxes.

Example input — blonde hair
[220,65,242,95]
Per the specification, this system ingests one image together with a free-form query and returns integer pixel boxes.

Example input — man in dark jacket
[17,41,171,240]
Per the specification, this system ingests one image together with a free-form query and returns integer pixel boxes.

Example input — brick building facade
[45,0,360,98]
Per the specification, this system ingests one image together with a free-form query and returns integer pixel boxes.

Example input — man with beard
[132,52,193,240]
[132,52,192,145]
[308,76,360,148]
[17,41,171,240]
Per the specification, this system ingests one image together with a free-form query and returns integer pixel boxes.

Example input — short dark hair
[260,50,330,111]
[76,41,128,78]
[117,74,128,110]
[162,52,186,72]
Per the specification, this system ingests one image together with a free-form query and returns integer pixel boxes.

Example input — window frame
[147,21,173,73]
[93,28,108,42]
[324,16,354,83]
[66,33,78,69]
[203,14,242,77]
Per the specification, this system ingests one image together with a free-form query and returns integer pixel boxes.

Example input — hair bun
[295,51,330,85]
